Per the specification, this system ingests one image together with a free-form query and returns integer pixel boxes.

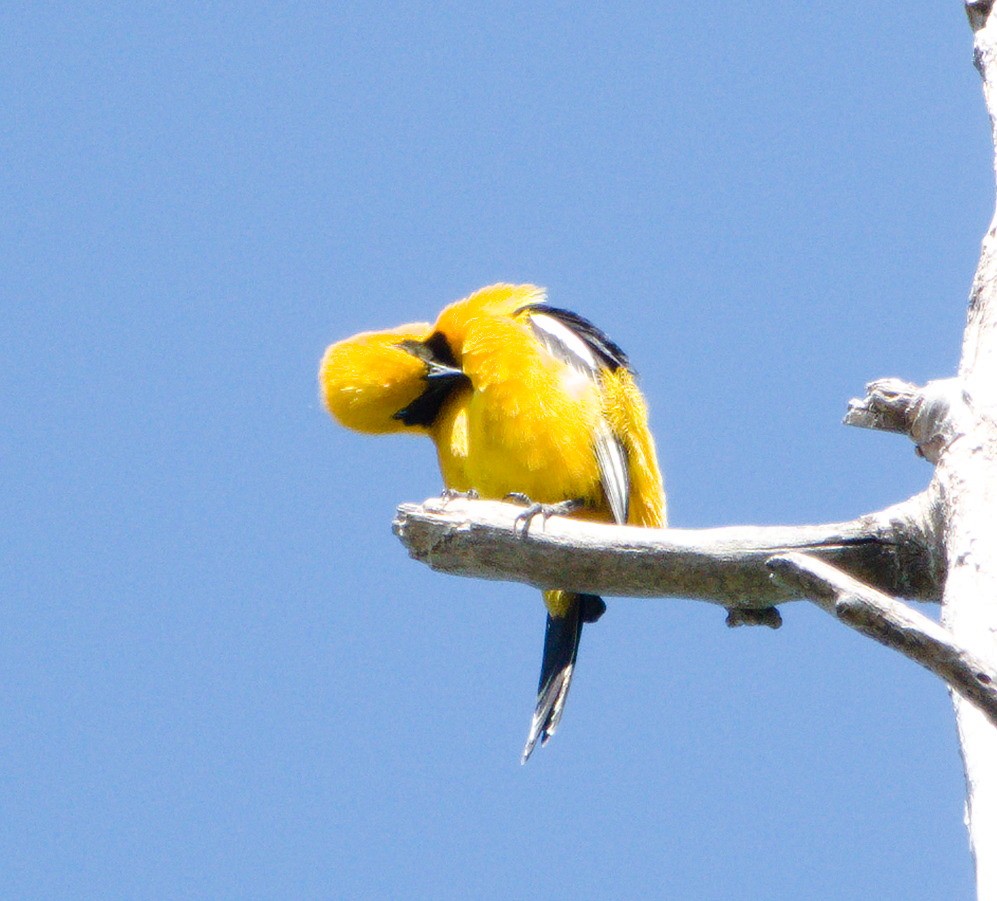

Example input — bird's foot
[505,493,584,537]
[440,487,478,503]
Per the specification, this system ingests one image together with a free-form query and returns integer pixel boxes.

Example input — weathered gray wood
[393,495,940,606]
[846,377,970,464]
[942,8,997,893]
[768,553,997,729]
[844,377,923,436]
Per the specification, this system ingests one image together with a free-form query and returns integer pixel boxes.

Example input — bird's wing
[519,304,630,524]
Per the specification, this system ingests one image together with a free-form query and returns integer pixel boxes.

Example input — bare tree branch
[844,377,923,436]
[767,553,997,729]
[845,377,970,463]
[392,494,941,607]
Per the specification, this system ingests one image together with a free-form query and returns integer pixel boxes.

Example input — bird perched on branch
[319,284,666,761]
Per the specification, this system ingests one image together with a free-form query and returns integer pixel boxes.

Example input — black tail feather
[521,593,605,763]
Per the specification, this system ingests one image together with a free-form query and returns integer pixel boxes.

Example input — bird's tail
[521,591,606,763]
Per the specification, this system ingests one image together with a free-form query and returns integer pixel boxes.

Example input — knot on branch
[725,606,782,629]
[844,378,921,435]
[845,377,968,463]
[910,380,965,463]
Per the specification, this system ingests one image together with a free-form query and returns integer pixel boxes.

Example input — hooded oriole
[320,284,666,761]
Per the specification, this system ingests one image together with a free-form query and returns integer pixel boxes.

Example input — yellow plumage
[319,283,666,760]
[320,323,434,435]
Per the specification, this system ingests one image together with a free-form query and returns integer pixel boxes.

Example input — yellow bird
[320,284,666,761]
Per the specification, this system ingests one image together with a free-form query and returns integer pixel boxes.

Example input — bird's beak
[424,359,464,381]
[391,337,469,426]
[396,336,465,383]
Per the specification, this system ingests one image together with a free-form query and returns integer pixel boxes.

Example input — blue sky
[3,4,985,898]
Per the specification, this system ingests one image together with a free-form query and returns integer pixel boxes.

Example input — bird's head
[319,322,469,434]
[320,284,544,435]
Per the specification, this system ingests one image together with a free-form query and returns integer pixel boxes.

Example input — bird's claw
[505,493,583,537]
[440,487,478,503]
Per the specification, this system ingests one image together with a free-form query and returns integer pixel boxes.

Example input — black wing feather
[516,303,631,372]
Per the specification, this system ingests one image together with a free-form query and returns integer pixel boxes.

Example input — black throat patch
[392,331,469,427]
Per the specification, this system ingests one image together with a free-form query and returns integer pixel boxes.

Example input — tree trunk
[942,5,997,892]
